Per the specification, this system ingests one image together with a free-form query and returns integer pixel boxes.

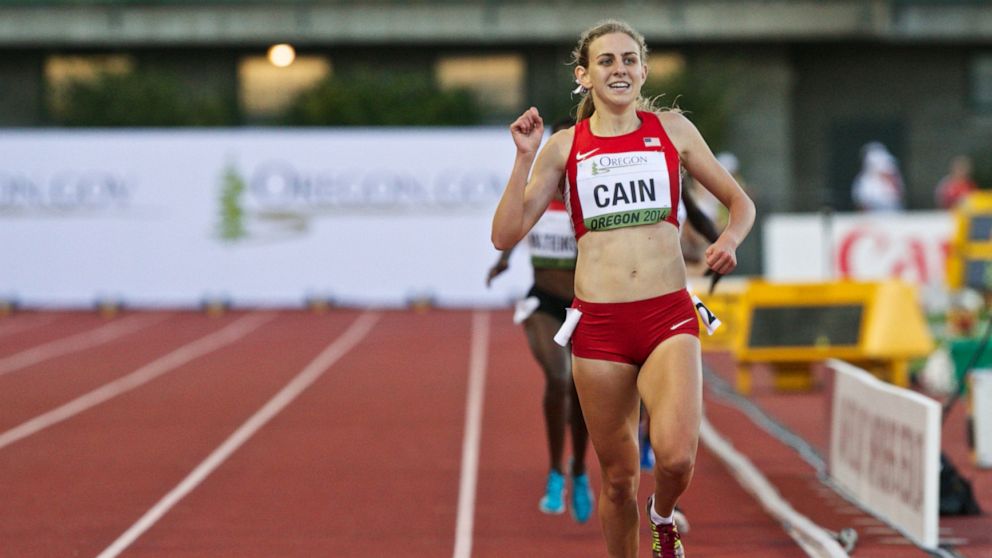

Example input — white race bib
[528,210,576,268]
[576,151,672,231]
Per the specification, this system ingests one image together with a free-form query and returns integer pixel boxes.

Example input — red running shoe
[647,495,685,558]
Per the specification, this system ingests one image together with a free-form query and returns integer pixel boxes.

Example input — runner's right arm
[492,108,570,250]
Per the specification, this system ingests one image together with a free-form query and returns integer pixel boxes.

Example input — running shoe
[673,505,691,535]
[570,471,594,523]
[647,495,685,558]
[539,470,566,514]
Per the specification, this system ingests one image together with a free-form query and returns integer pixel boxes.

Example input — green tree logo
[218,163,247,241]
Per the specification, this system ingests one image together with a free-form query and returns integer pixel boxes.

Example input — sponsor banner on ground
[0,129,530,307]
[828,359,940,548]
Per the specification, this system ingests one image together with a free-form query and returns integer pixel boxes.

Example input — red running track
[0,309,945,557]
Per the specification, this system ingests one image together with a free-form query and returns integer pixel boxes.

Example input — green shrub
[283,71,482,126]
[53,69,235,127]
[642,69,732,150]
[972,147,992,190]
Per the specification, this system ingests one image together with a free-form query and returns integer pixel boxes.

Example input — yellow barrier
[732,279,933,394]
[948,191,992,291]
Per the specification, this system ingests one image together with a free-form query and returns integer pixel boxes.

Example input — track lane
[0,309,915,557]
[0,310,362,558]
[473,308,604,556]
[474,310,803,557]
[0,313,166,377]
[0,312,104,356]
[0,313,57,340]
[110,310,473,558]
[0,313,248,432]
[97,312,380,558]
[0,313,275,451]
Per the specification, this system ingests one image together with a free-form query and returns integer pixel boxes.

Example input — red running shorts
[570,289,699,366]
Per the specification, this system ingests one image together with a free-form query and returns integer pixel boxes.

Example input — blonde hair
[571,19,661,121]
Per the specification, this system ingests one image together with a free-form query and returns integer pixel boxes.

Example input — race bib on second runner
[576,151,672,232]
[528,210,577,269]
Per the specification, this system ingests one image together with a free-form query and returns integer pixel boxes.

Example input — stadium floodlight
[267,44,296,68]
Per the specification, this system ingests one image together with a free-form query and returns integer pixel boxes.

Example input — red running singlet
[563,111,682,240]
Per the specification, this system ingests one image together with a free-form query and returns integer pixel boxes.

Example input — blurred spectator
[680,151,740,275]
[717,151,741,181]
[716,151,747,225]
[935,155,978,209]
[690,150,741,229]
[852,142,905,212]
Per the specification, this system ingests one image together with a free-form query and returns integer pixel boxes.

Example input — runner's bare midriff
[574,221,686,302]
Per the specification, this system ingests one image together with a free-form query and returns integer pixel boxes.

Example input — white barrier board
[0,129,533,308]
[764,212,953,300]
[973,371,992,468]
[828,359,941,548]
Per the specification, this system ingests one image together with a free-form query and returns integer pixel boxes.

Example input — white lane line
[95,311,381,558]
[699,416,848,558]
[0,313,275,451]
[0,314,168,377]
[0,315,56,339]
[453,311,490,558]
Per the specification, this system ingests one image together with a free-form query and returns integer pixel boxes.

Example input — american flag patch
[643,137,661,147]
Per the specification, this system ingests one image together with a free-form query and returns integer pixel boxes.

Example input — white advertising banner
[973,371,992,468]
[0,129,534,308]
[828,359,941,548]
[764,211,953,296]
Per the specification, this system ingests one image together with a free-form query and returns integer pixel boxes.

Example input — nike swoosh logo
[576,149,600,161]
[670,317,695,330]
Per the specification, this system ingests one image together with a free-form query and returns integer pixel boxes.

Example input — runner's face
[579,32,646,107]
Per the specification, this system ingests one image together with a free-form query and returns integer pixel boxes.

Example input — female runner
[492,19,755,558]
